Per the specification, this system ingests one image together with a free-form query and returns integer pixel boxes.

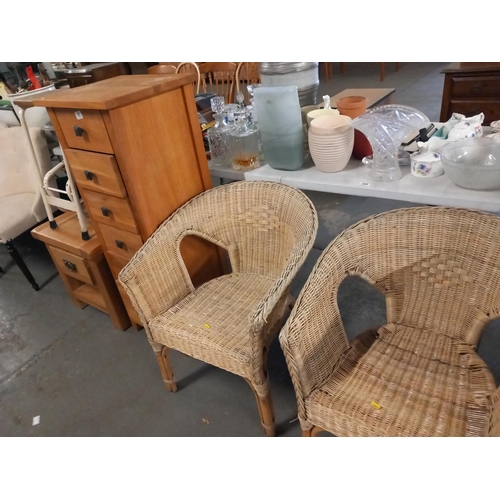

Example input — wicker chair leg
[311,426,323,437]
[302,426,324,437]
[246,379,275,437]
[156,347,177,392]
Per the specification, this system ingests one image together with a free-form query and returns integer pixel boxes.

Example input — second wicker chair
[280,206,500,437]
[119,181,318,436]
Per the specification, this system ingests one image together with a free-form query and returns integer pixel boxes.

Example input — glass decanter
[229,111,260,171]
[207,96,231,168]
[246,104,265,163]
[247,83,262,108]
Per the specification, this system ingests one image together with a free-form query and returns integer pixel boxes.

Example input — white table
[209,117,500,213]
[210,154,500,213]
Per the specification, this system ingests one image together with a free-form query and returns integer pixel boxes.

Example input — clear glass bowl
[441,137,500,190]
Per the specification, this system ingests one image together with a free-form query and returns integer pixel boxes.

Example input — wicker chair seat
[306,326,496,437]
[149,272,276,377]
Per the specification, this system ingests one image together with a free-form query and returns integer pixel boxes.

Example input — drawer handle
[63,259,77,272]
[101,207,111,217]
[471,83,483,96]
[115,240,125,249]
[84,170,94,180]
[73,125,85,137]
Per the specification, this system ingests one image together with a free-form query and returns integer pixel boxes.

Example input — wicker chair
[280,206,500,437]
[119,181,318,436]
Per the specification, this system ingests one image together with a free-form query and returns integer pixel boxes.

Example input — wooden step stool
[31,212,131,330]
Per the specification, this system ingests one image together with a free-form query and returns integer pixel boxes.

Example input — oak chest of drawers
[34,75,225,328]
[440,62,500,125]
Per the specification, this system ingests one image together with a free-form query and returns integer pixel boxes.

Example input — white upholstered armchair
[0,124,53,290]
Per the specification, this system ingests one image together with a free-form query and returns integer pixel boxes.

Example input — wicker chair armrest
[249,250,302,330]
[489,387,500,437]
[118,236,193,325]
[278,243,358,420]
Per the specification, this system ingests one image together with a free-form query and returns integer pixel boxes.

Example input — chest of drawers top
[32,74,197,110]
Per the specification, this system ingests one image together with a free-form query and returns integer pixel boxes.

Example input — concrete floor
[1,62,499,436]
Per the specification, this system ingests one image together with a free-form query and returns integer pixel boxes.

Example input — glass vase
[351,105,430,182]
[253,86,304,171]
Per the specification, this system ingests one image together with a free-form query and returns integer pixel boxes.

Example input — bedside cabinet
[31,212,130,330]
[440,62,500,125]
[33,75,226,328]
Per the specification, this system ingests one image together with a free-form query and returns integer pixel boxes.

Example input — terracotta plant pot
[336,96,367,118]
[337,96,371,159]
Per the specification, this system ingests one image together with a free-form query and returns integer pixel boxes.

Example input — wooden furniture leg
[340,63,346,74]
[247,379,275,437]
[156,346,177,392]
[380,62,385,81]
[323,62,332,81]
[302,426,324,437]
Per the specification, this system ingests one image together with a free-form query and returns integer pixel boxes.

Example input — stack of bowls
[308,115,354,172]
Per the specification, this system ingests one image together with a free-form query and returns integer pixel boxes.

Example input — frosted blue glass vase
[253,86,304,170]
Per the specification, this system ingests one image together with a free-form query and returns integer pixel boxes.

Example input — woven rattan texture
[280,206,500,437]
[119,181,318,423]
[149,272,276,378]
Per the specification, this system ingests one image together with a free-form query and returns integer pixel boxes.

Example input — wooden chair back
[198,62,237,103]
[175,62,201,95]
[235,62,261,103]
[148,64,177,75]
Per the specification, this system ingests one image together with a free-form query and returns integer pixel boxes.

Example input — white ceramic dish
[410,151,444,178]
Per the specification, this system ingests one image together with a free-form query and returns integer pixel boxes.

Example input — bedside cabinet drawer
[81,189,138,233]
[48,245,93,285]
[66,149,127,198]
[55,108,113,154]
[99,224,143,261]
[106,251,131,279]
[451,76,500,99]
[448,99,500,125]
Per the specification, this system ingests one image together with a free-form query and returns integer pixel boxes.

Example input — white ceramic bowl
[309,115,352,135]
[307,108,340,127]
